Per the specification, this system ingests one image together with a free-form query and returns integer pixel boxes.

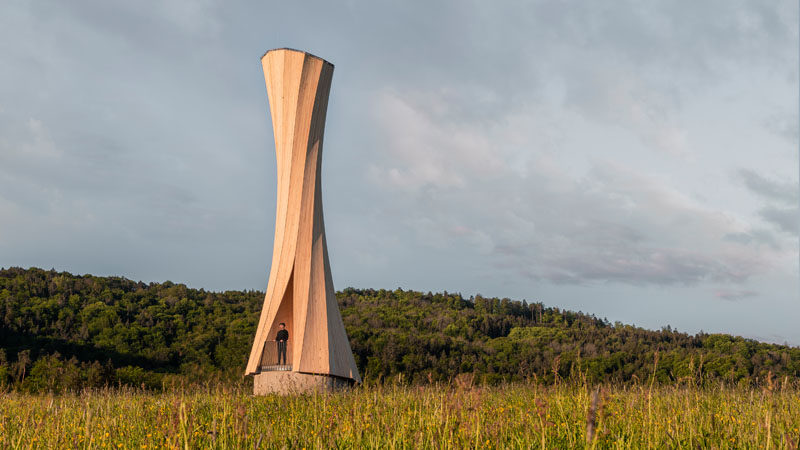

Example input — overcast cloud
[0,0,798,344]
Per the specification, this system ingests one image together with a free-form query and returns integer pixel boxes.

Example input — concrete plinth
[253,371,354,395]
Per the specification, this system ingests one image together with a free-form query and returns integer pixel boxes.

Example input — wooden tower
[245,48,361,394]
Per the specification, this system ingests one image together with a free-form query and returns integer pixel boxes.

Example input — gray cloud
[734,169,799,236]
[363,81,788,286]
[715,289,757,301]
[759,206,800,236]
[724,229,780,249]
[738,169,798,205]
[764,111,800,146]
[346,0,797,292]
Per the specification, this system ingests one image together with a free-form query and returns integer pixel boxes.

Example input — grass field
[1,381,799,449]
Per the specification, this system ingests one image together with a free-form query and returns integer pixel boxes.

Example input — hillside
[1,267,798,391]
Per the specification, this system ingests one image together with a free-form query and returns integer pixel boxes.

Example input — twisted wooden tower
[245,48,361,394]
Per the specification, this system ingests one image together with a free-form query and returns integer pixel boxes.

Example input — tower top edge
[261,48,334,67]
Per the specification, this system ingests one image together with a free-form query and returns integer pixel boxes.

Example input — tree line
[1,267,798,392]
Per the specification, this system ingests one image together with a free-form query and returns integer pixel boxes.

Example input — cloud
[349,0,798,292]
[759,206,800,236]
[364,90,780,285]
[734,169,799,236]
[738,169,798,205]
[723,229,780,249]
[31,0,222,52]
[502,163,772,286]
[355,0,795,157]
[366,90,507,191]
[715,289,757,301]
[764,111,800,146]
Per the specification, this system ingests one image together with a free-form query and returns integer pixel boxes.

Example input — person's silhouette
[276,323,289,366]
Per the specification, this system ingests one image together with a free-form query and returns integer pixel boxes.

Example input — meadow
[2,380,799,449]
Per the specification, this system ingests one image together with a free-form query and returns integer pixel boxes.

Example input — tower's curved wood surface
[245,49,361,383]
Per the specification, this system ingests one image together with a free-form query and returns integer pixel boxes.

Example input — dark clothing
[276,329,289,342]
[276,329,289,365]
[277,341,287,365]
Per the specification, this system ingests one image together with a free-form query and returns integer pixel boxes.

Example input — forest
[1,267,798,392]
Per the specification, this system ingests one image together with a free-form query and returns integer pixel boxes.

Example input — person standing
[276,323,289,366]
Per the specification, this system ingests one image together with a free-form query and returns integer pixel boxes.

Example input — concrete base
[253,371,354,395]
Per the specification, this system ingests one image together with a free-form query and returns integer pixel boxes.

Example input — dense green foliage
[1,267,799,392]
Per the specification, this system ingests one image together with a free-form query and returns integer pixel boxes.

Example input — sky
[0,0,798,344]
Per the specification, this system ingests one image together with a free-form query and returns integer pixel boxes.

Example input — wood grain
[245,49,361,383]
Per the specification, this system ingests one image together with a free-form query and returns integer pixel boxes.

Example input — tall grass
[1,381,799,449]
